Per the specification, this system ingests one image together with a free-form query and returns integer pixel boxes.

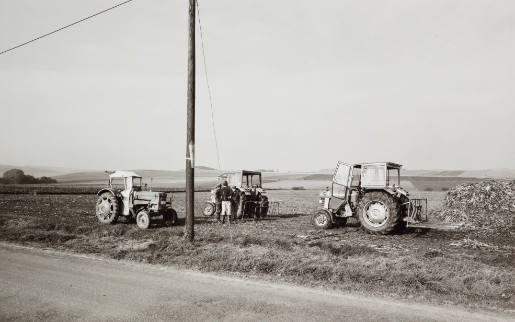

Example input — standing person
[214,184,222,222]
[238,191,245,219]
[231,186,240,221]
[220,181,233,224]
[250,187,259,221]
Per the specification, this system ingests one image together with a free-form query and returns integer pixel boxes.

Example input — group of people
[212,180,267,224]
[213,180,241,224]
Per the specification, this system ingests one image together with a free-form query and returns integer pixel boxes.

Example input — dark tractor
[203,170,269,219]
[313,162,427,234]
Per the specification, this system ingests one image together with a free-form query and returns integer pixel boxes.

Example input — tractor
[203,170,269,219]
[95,171,178,229]
[312,162,427,234]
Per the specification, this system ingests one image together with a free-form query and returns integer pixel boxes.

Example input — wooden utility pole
[185,0,195,241]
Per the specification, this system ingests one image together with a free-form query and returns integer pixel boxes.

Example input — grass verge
[0,192,513,312]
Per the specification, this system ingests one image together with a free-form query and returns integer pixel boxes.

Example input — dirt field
[0,190,513,312]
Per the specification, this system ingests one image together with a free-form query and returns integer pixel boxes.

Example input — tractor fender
[97,188,117,197]
[365,188,397,197]
[382,187,408,199]
[325,209,339,224]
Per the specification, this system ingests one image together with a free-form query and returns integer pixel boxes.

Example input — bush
[0,169,58,184]
[39,176,58,184]
[3,169,25,183]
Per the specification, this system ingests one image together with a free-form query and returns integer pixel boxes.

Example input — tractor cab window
[387,168,400,187]
[110,177,125,190]
[361,165,386,187]
[332,183,347,199]
[240,173,261,188]
[250,174,261,187]
[132,177,142,191]
[241,175,249,188]
[350,167,361,187]
[333,163,351,186]
[332,163,351,199]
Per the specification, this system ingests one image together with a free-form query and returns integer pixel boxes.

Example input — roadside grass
[0,191,513,311]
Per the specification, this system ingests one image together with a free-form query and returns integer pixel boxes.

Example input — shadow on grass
[261,213,307,220]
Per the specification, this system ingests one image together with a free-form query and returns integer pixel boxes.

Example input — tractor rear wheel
[163,209,178,226]
[357,191,401,235]
[136,209,151,229]
[95,192,119,224]
[312,210,333,229]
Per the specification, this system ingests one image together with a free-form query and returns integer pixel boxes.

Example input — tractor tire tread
[96,192,119,225]
[164,208,178,226]
[312,210,333,229]
[358,191,401,235]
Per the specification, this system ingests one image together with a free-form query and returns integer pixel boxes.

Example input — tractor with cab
[95,171,177,229]
[203,170,269,219]
[313,162,428,234]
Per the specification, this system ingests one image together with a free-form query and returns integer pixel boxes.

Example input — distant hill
[2,164,513,188]
[303,174,331,181]
[52,171,109,183]
[53,168,223,185]
[402,168,515,179]
[194,166,217,170]
[0,165,82,178]
[313,166,514,179]
[458,169,515,178]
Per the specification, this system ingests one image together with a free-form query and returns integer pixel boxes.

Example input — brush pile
[437,180,514,232]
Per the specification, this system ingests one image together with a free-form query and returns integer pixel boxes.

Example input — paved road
[0,243,511,322]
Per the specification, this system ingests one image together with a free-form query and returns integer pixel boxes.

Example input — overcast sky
[0,0,513,171]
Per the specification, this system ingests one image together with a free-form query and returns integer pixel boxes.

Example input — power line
[196,0,222,170]
[0,0,134,56]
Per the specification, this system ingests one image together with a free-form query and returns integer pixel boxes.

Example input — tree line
[0,169,58,184]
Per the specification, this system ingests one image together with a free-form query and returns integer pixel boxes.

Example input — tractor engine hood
[320,190,330,197]
[134,191,166,201]
[241,187,265,195]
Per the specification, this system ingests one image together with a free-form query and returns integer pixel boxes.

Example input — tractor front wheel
[357,191,401,235]
[95,192,119,224]
[312,210,333,229]
[203,203,215,217]
[136,209,151,229]
[163,209,178,226]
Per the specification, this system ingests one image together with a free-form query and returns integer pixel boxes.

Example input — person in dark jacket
[220,181,233,224]
[231,187,240,221]
[214,184,222,221]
